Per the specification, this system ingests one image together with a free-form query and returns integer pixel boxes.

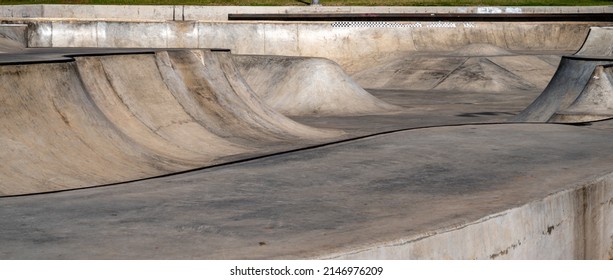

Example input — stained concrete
[21,20,602,73]
[0,49,341,196]
[234,55,401,116]
[2,5,613,21]
[0,7,613,259]
[1,123,613,259]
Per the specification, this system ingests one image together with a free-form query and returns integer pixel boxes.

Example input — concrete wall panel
[96,22,169,48]
[52,21,97,47]
[198,22,266,53]
[327,175,613,259]
[3,5,613,21]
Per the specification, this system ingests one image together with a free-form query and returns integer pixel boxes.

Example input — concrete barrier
[25,20,597,72]
[1,5,613,21]
[327,173,613,259]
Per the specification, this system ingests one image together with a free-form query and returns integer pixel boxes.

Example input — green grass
[1,0,612,6]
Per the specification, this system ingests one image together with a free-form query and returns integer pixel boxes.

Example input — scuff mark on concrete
[609,235,613,260]
[489,240,522,259]
[542,221,563,235]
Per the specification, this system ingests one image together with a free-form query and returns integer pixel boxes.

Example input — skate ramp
[351,44,556,93]
[433,57,537,93]
[550,64,613,123]
[234,55,402,116]
[511,56,613,122]
[0,24,26,53]
[160,50,337,144]
[0,50,340,196]
[512,26,613,123]
[0,37,23,52]
[575,27,613,57]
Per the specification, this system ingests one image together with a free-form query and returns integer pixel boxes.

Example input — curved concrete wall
[26,20,598,72]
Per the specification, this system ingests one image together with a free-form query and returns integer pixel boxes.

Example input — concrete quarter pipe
[0,49,348,196]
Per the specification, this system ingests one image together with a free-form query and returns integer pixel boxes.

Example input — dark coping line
[0,48,231,65]
[228,13,613,22]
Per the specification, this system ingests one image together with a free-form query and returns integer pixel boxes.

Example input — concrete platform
[1,123,613,259]
[0,6,612,259]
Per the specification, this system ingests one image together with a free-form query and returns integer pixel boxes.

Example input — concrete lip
[0,6,613,259]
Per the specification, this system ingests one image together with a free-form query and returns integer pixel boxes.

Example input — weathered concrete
[576,27,613,57]
[1,5,613,21]
[1,124,612,259]
[0,23,26,52]
[351,44,558,92]
[511,56,613,122]
[550,65,613,123]
[1,7,613,259]
[234,55,401,116]
[22,20,599,72]
[0,50,340,196]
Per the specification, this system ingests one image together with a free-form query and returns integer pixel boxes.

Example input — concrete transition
[576,27,613,57]
[550,65,613,123]
[0,49,346,196]
[512,27,613,123]
[351,43,557,93]
[0,5,613,259]
[234,55,401,116]
[0,24,25,52]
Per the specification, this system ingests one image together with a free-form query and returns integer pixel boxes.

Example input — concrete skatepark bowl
[0,5,613,259]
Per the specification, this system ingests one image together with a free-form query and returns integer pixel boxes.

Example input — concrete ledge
[1,5,612,21]
[24,20,598,72]
[329,174,613,259]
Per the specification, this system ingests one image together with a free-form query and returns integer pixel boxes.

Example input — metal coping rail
[228,13,613,22]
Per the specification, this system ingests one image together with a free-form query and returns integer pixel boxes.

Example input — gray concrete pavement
[1,123,612,259]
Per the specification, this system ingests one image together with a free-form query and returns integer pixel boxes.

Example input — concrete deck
[0,6,612,259]
[1,123,613,259]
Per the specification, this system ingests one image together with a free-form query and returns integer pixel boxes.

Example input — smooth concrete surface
[0,49,341,196]
[576,27,613,57]
[1,124,613,259]
[234,55,401,116]
[1,5,613,21]
[551,64,613,123]
[351,44,559,92]
[0,23,25,52]
[513,26,613,123]
[512,56,613,122]
[23,20,601,72]
[1,8,613,259]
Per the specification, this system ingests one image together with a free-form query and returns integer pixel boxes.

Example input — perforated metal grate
[331,22,423,28]
[331,22,477,28]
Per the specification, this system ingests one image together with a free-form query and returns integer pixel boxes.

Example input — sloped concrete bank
[0,50,346,196]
